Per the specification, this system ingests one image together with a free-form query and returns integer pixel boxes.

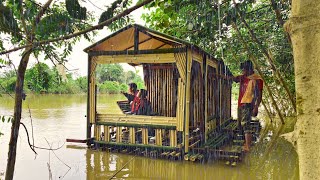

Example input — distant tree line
[0,63,144,94]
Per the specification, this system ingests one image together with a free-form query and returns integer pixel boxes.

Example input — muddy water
[0,94,298,179]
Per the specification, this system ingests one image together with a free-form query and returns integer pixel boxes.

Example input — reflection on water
[0,94,298,180]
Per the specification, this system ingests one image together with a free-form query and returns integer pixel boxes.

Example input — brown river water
[0,94,298,179]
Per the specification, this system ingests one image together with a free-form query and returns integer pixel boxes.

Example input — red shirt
[131,92,140,113]
[236,75,263,107]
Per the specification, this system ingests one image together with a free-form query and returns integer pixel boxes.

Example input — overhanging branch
[0,0,153,56]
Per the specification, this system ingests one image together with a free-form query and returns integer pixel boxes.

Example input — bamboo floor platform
[90,119,262,164]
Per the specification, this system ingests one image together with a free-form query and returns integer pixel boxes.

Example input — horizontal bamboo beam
[94,140,177,150]
[207,59,218,68]
[95,53,176,64]
[88,47,186,56]
[96,114,177,127]
[96,122,176,130]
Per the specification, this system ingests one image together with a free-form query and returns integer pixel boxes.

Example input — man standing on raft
[233,60,263,152]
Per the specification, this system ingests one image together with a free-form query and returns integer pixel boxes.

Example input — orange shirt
[236,75,263,107]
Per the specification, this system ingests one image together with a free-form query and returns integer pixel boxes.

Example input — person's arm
[216,74,240,82]
[252,80,263,116]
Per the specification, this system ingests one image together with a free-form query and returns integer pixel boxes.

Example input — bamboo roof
[84,24,233,76]
[84,24,207,54]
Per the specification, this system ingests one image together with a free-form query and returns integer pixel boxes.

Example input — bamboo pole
[170,130,177,147]
[156,129,162,146]
[104,126,110,142]
[184,50,192,153]
[116,127,122,143]
[205,63,208,142]
[232,22,285,124]
[129,127,135,144]
[142,128,148,145]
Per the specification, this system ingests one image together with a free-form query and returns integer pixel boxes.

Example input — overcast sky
[0,0,147,77]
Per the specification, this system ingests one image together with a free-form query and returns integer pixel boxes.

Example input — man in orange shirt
[233,60,263,152]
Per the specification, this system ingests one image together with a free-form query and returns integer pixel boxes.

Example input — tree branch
[32,0,54,34]
[0,0,154,56]
[269,0,292,44]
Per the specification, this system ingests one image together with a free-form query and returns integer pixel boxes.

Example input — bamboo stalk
[156,129,162,146]
[116,127,121,143]
[142,128,148,145]
[104,126,110,142]
[129,127,135,144]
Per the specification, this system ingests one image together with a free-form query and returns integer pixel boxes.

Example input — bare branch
[0,0,154,56]
[20,122,65,151]
[20,122,38,155]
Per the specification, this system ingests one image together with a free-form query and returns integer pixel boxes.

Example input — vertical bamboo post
[155,129,162,146]
[129,127,135,144]
[184,49,192,153]
[170,130,177,147]
[95,125,101,141]
[116,127,122,143]
[87,56,92,145]
[104,126,110,142]
[142,128,148,145]
[219,62,223,126]
[204,57,208,142]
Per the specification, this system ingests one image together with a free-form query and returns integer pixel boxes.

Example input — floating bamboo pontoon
[82,24,261,164]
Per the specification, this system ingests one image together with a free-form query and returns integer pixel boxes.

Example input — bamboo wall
[143,64,178,117]
[220,79,232,121]
[206,66,218,131]
[190,61,204,130]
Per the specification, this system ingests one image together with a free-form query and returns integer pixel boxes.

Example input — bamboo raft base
[88,119,261,164]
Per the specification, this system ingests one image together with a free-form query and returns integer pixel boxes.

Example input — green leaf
[1,116,5,123]
[65,0,87,20]
[0,4,22,40]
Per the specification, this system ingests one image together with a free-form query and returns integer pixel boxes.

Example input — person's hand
[252,105,258,117]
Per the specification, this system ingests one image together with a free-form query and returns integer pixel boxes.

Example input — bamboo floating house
[83,24,258,162]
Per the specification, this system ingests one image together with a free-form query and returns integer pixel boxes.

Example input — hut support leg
[156,129,162,146]
[170,130,177,147]
[129,127,135,144]
[142,128,148,145]
[116,127,122,143]
[104,126,110,142]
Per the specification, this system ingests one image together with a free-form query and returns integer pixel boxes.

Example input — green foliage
[0,115,14,137]
[65,0,87,20]
[0,3,22,40]
[98,0,133,31]
[95,63,144,94]
[0,63,144,95]
[142,0,295,113]
[25,63,52,92]
[96,64,125,83]
[99,81,120,94]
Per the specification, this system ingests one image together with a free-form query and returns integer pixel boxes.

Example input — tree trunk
[5,48,32,180]
[285,0,320,179]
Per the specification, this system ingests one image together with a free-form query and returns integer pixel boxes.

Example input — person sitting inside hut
[135,89,153,116]
[122,83,139,114]
[233,60,263,152]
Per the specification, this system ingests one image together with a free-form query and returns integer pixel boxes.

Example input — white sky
[0,0,147,77]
